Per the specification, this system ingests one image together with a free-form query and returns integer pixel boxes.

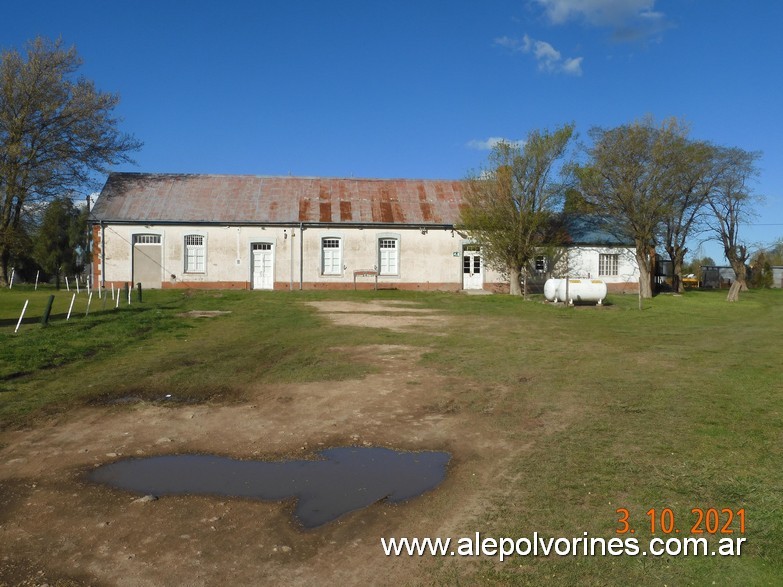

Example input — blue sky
[4,0,782,262]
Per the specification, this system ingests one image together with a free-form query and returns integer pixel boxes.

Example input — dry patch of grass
[307,300,450,333]
[175,310,233,318]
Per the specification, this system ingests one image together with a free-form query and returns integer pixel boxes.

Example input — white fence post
[15,299,29,333]
[34,270,40,290]
[66,276,70,292]
[66,293,76,321]
[8,268,14,289]
[86,291,93,316]
[76,276,80,295]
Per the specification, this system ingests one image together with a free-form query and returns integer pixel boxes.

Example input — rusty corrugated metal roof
[91,173,465,225]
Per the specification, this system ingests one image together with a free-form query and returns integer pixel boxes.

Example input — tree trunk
[665,246,681,294]
[509,267,522,296]
[726,258,747,300]
[636,250,654,299]
[672,252,685,294]
[0,247,9,287]
[726,280,742,302]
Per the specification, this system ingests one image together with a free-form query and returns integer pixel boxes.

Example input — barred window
[185,235,205,273]
[599,253,618,276]
[133,234,161,244]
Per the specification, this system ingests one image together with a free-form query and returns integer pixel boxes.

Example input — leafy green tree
[577,117,689,299]
[660,139,721,293]
[683,255,715,282]
[750,248,779,289]
[757,239,783,266]
[33,197,88,288]
[562,187,596,214]
[459,124,575,296]
[0,37,141,285]
[749,256,773,289]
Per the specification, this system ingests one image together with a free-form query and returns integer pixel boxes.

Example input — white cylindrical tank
[556,279,608,305]
[544,278,562,302]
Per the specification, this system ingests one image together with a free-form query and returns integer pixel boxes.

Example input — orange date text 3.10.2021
[615,508,746,535]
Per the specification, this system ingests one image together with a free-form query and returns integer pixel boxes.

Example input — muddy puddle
[88,447,450,528]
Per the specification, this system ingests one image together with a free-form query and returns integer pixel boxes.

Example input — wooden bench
[353,270,378,290]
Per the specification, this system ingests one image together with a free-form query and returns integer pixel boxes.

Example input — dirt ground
[0,301,560,586]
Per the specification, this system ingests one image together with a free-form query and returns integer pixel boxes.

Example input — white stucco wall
[300,227,505,288]
[559,246,639,288]
[100,224,292,287]
[97,224,507,290]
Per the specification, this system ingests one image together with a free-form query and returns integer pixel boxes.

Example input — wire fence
[1,278,142,334]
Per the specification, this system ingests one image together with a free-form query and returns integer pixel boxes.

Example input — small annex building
[90,173,640,293]
[556,215,640,291]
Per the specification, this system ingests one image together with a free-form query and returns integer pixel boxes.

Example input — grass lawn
[1,286,781,585]
[421,289,783,585]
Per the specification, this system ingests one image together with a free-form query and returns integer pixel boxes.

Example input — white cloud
[526,35,562,71]
[533,0,671,41]
[494,36,520,51]
[466,137,525,151]
[494,34,583,76]
[535,0,653,25]
[561,56,584,75]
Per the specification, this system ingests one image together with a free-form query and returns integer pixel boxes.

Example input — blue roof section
[563,215,634,246]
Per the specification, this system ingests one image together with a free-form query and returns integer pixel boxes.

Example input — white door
[252,243,273,290]
[462,246,483,289]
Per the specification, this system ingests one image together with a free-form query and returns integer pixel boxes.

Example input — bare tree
[661,140,718,293]
[706,147,761,302]
[578,118,688,298]
[459,124,574,296]
[0,37,141,284]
